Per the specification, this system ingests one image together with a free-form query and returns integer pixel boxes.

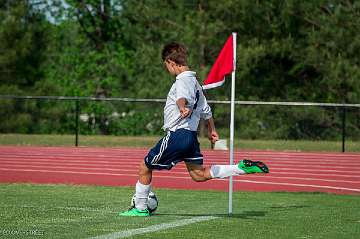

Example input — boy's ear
[166,59,176,65]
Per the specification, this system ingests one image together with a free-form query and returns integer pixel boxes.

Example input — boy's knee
[191,176,205,182]
[138,161,153,185]
[189,170,207,182]
[186,163,212,182]
[139,161,150,174]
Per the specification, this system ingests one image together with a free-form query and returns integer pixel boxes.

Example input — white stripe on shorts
[184,157,203,160]
[151,132,170,164]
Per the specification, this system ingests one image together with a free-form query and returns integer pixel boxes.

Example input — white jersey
[162,71,212,132]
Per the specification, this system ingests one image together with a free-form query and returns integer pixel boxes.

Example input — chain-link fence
[0,95,359,152]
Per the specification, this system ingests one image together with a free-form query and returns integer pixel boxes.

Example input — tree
[0,0,52,133]
[2,0,359,139]
[0,0,49,93]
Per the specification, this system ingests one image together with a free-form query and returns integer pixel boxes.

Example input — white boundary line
[88,216,217,239]
[22,205,117,213]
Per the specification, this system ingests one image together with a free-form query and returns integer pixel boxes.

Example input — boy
[120,42,269,217]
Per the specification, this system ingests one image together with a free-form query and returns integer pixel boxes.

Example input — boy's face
[164,60,177,76]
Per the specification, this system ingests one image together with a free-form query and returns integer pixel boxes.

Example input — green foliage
[0,0,359,140]
[107,110,163,136]
[0,0,49,89]
[77,102,163,136]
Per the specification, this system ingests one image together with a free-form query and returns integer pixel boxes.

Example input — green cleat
[119,207,151,217]
[238,159,269,174]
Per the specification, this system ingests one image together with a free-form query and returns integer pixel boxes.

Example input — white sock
[135,181,151,210]
[209,165,245,178]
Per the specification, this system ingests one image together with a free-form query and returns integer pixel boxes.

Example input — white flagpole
[229,32,237,216]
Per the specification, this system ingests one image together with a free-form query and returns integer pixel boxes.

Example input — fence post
[341,107,346,153]
[75,100,80,147]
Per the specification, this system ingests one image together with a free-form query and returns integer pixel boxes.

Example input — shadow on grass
[268,205,310,210]
[155,205,310,219]
[156,210,266,219]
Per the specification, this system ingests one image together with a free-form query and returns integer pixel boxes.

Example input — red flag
[203,35,234,90]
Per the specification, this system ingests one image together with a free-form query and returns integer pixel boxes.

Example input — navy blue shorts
[144,129,203,170]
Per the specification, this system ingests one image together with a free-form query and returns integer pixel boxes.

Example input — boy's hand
[179,107,192,118]
[208,130,219,144]
[207,117,218,144]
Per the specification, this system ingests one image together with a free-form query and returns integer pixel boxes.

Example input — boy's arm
[176,98,192,118]
[207,117,219,144]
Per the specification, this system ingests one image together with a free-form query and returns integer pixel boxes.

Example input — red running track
[0,146,359,195]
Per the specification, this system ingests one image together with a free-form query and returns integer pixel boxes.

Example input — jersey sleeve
[200,93,213,120]
[175,78,195,106]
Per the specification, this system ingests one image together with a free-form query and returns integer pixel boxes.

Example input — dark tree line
[0,0,359,139]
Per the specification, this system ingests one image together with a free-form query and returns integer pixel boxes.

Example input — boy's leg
[136,161,152,210]
[186,159,269,181]
[185,163,212,182]
[120,132,170,217]
[184,131,269,181]
[119,162,152,217]
[208,164,246,178]
[185,162,244,181]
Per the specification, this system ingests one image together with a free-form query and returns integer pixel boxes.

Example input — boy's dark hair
[161,42,187,66]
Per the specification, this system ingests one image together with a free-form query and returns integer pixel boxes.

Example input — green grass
[0,184,359,239]
[0,133,359,152]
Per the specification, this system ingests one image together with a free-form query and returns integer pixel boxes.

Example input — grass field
[0,134,359,152]
[0,184,359,239]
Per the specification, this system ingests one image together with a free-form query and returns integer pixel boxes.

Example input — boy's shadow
[156,210,266,219]
[156,205,310,219]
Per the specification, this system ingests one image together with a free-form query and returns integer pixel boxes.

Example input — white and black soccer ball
[131,191,158,213]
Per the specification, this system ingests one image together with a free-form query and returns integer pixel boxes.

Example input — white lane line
[234,180,360,192]
[249,176,360,184]
[1,168,360,192]
[0,167,137,177]
[3,161,359,175]
[268,167,359,173]
[272,171,360,178]
[234,151,360,157]
[0,153,360,163]
[2,164,360,183]
[2,158,360,169]
[0,155,144,160]
[2,150,360,158]
[0,160,130,167]
[1,152,359,162]
[2,152,360,161]
[88,216,217,239]
[1,156,360,166]
[3,157,360,167]
[1,146,359,156]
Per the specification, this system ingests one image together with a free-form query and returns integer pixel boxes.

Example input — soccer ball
[131,191,158,213]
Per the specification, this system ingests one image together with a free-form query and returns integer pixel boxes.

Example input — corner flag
[203,33,237,216]
[203,34,235,90]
